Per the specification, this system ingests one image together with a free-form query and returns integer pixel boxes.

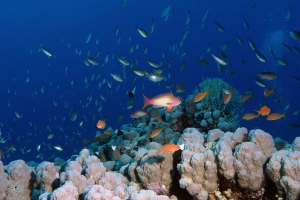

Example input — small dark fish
[255,50,267,62]
[281,42,292,52]
[248,38,257,51]
[235,34,244,45]
[136,24,148,38]
[220,51,227,59]
[243,15,250,30]
[86,56,99,65]
[249,0,258,9]
[127,86,136,98]
[116,129,124,136]
[201,8,209,29]
[214,22,225,32]
[275,57,287,66]
[83,139,91,144]
[242,59,245,64]
[128,91,134,98]
[293,46,300,54]
[117,113,124,123]
[69,111,77,121]
[293,76,300,83]
[275,94,284,105]
[230,70,236,76]
[254,78,266,87]
[198,59,209,66]
[217,63,223,74]
[256,72,278,80]
[290,30,300,42]
[269,44,275,56]
[39,44,53,57]
[165,82,174,89]
[288,124,300,129]
[212,54,228,65]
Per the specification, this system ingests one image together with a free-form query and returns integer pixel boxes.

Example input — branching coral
[195,78,243,125]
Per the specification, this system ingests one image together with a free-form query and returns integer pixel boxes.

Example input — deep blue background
[0,0,299,164]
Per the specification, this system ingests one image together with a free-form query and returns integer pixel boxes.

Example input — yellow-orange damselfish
[142,92,181,113]
[194,91,208,102]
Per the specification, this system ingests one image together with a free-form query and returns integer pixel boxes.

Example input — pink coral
[35,161,59,193]
[4,160,34,200]
[145,181,169,196]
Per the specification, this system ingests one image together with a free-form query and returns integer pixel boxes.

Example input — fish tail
[142,94,152,110]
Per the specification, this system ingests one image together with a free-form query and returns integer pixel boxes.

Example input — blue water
[0,0,299,164]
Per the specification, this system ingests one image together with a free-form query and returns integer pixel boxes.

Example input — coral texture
[177,128,218,200]
[266,142,300,200]
[4,160,34,200]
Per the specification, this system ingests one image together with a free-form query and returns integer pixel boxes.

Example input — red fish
[142,92,181,113]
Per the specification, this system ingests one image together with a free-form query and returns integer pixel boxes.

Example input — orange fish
[158,143,185,153]
[239,93,254,103]
[96,120,106,129]
[194,91,208,102]
[223,90,233,104]
[150,128,163,138]
[156,115,163,122]
[142,92,181,113]
[267,113,286,120]
[130,110,148,118]
[256,105,271,116]
[242,113,259,120]
[264,88,276,97]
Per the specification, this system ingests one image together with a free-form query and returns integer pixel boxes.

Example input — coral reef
[0,161,8,200]
[4,160,34,200]
[266,145,300,200]
[1,92,300,200]
[35,161,59,193]
[193,78,242,133]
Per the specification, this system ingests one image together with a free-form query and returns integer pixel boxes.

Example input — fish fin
[142,94,152,110]
[166,106,173,113]
[179,144,185,150]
